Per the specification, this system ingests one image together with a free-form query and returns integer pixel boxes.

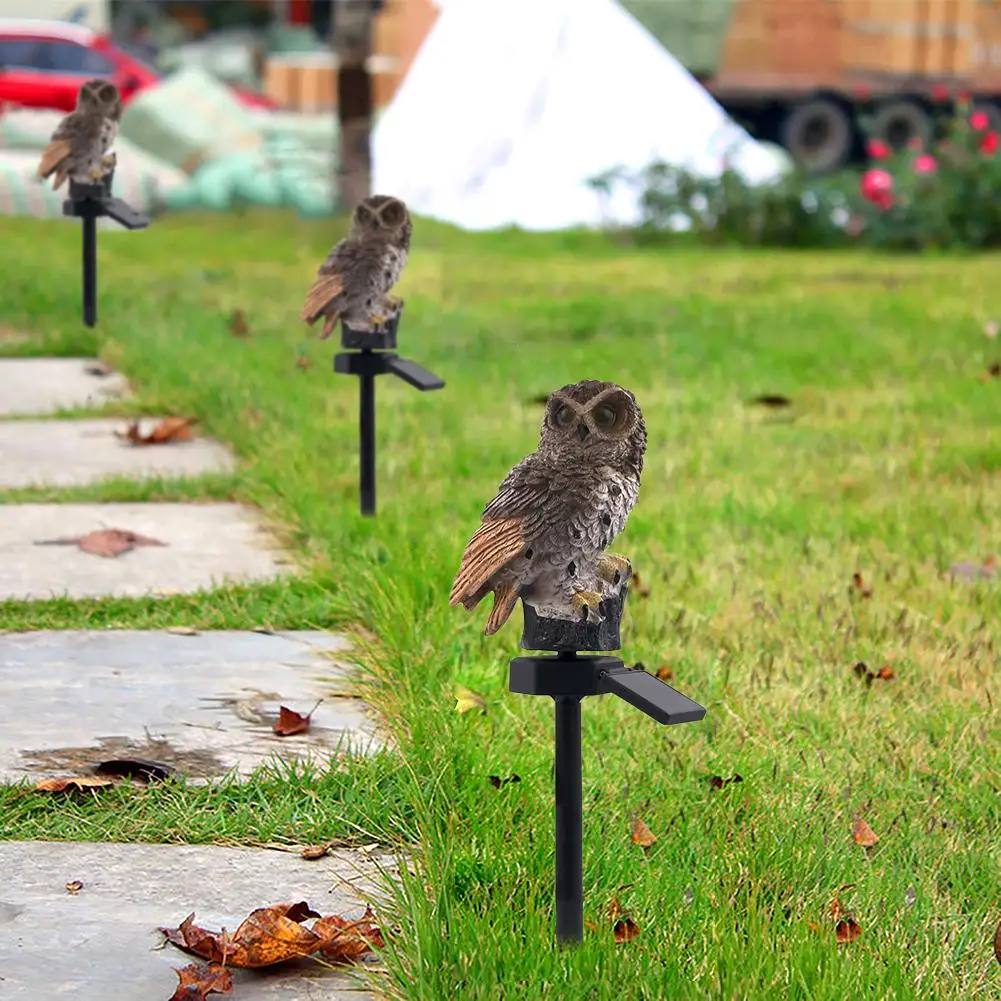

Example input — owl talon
[596,553,632,587]
[571,590,604,623]
[101,152,116,171]
[88,165,104,182]
[368,312,389,331]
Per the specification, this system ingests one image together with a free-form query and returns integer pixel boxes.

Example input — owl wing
[449,455,556,608]
[37,114,78,182]
[300,237,367,323]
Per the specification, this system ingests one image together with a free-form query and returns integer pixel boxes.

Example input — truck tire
[780,98,853,172]
[870,99,932,151]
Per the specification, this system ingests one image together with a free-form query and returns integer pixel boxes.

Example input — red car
[0,18,275,113]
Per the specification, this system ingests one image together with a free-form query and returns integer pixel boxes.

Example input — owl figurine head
[77,79,123,121]
[349,194,412,245]
[540,380,646,477]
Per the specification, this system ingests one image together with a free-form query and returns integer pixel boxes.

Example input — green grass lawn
[0,210,999,1000]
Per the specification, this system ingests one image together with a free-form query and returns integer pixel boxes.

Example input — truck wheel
[780,98,853,172]
[870,99,931,151]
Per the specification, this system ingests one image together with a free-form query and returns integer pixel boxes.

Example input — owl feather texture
[450,381,647,635]
[300,194,412,339]
[37,79,122,191]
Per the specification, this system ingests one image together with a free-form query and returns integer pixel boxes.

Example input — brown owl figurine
[37,79,123,191]
[300,194,412,340]
[450,381,647,635]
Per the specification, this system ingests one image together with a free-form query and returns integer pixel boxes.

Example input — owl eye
[381,204,401,224]
[554,405,573,427]
[355,206,373,225]
[593,404,617,429]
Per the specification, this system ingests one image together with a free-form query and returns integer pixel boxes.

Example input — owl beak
[575,423,590,442]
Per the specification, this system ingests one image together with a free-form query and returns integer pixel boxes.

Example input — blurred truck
[623,0,1001,171]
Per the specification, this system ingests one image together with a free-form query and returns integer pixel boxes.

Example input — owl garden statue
[38,79,122,191]
[450,381,647,635]
[301,194,412,340]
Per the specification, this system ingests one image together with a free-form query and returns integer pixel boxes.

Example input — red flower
[867,138,891,160]
[860,168,894,210]
[914,153,937,174]
[971,109,991,130]
[980,130,1000,155]
[930,83,950,102]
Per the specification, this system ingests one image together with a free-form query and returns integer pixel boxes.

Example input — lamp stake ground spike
[332,304,445,516]
[509,583,706,943]
[62,171,149,327]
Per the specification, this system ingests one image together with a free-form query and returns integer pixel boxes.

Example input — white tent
[372,0,788,231]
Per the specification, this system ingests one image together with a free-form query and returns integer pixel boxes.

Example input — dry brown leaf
[836,916,861,945]
[851,572,873,599]
[300,843,332,861]
[853,661,895,685]
[65,880,83,895]
[853,817,879,847]
[487,774,521,789]
[228,309,250,338]
[169,962,233,1000]
[829,883,855,920]
[295,352,313,370]
[629,571,651,599]
[166,626,199,636]
[655,665,673,681]
[117,416,198,446]
[630,815,657,848]
[875,665,895,681]
[273,700,321,737]
[613,916,640,944]
[160,901,381,970]
[708,774,743,790]
[35,528,167,559]
[35,776,115,793]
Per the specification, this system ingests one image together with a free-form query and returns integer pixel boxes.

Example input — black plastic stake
[62,171,149,328]
[359,364,377,516]
[333,307,445,517]
[510,584,706,946]
[554,694,584,943]
[82,214,97,327]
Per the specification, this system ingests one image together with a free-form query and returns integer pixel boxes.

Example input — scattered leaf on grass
[34,528,167,559]
[853,661,895,685]
[630,815,657,847]
[607,893,640,944]
[454,685,486,714]
[272,700,322,737]
[295,352,313,370]
[65,880,83,895]
[852,817,879,847]
[655,665,674,681]
[300,843,332,861]
[836,916,862,945]
[34,776,115,793]
[117,416,198,446]
[851,572,873,599]
[228,309,250,338]
[487,774,521,789]
[748,393,792,408]
[980,361,1001,381]
[630,572,651,598]
[166,626,199,636]
[95,757,176,782]
[161,902,382,969]
[708,774,743,790]
[169,962,233,999]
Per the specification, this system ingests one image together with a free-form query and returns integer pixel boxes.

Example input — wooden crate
[769,0,842,76]
[842,0,922,76]
[971,0,1001,84]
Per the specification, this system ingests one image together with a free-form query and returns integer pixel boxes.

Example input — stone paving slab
[0,358,129,416]
[0,631,380,782]
[0,503,287,600]
[0,418,233,489]
[0,841,390,1000]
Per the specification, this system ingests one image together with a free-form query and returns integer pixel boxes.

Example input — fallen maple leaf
[272,700,321,737]
[34,776,114,793]
[300,843,332,861]
[454,685,486,714]
[853,817,879,847]
[851,572,873,599]
[228,309,250,338]
[655,665,673,681]
[34,528,167,559]
[117,416,198,446]
[161,902,382,969]
[875,665,895,681]
[708,774,743,790]
[170,963,233,1000]
[65,880,83,895]
[836,916,861,944]
[613,915,640,944]
[630,815,657,848]
[487,774,521,789]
